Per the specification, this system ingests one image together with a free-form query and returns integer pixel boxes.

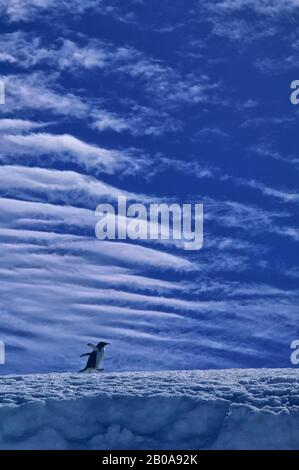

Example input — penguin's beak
[104,342,110,346]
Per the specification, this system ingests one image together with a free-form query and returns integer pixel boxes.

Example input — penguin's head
[96,341,110,349]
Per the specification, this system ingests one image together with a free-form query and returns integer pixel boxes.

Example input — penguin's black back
[85,351,97,369]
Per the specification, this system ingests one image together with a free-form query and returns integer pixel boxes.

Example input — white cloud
[245,179,299,203]
[204,0,299,43]
[2,74,89,118]
[211,0,298,15]
[91,107,180,136]
[91,113,128,133]
[0,0,98,22]
[1,33,218,109]
[251,143,299,167]
[1,132,140,175]
[0,165,143,206]
[0,225,195,272]
[0,118,47,132]
[275,226,299,242]
[0,52,16,63]
[1,71,179,137]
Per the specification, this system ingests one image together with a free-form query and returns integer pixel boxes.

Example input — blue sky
[0,0,299,374]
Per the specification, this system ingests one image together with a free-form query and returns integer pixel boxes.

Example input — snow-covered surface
[0,369,299,450]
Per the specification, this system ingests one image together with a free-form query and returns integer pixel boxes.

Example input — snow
[0,368,299,450]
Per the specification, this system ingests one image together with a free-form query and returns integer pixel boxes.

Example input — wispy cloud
[0,0,102,23]
[0,165,145,207]
[2,74,89,118]
[0,225,195,272]
[250,143,299,167]
[1,132,148,175]
[203,0,299,42]
[0,118,48,132]
[1,0,298,372]
[2,71,180,137]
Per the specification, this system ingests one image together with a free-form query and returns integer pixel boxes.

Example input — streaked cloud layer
[0,0,299,373]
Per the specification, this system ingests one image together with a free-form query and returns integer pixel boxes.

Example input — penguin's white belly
[96,350,104,369]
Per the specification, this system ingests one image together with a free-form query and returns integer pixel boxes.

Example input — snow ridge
[0,369,299,449]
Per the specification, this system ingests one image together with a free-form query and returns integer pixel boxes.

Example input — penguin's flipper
[80,353,91,357]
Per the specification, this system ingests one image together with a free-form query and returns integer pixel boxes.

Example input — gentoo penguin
[79,341,110,373]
